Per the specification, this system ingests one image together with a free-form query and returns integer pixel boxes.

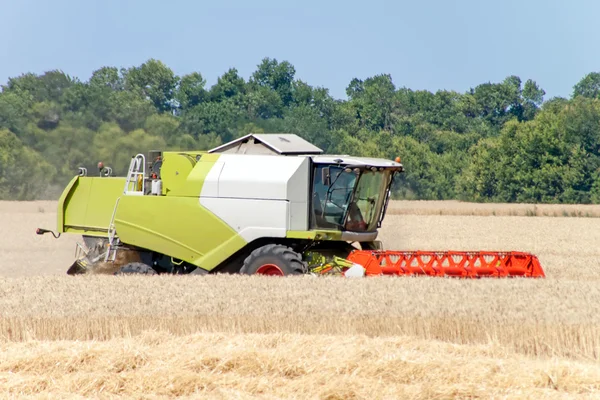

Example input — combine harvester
[37,133,545,278]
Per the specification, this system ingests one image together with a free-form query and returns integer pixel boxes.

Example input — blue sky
[1,0,598,101]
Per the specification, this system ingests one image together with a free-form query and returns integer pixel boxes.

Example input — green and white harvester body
[41,133,404,276]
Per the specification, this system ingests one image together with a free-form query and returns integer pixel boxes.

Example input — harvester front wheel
[241,244,306,276]
[116,262,157,275]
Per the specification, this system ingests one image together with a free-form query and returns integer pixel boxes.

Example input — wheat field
[387,200,600,217]
[2,200,600,398]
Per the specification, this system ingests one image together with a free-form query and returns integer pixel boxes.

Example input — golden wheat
[2,200,600,398]
[1,331,600,399]
[1,274,600,361]
[7,200,600,280]
[387,200,600,217]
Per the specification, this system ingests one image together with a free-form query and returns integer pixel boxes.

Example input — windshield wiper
[324,169,344,205]
[323,171,354,230]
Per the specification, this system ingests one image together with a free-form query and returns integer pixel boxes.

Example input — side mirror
[321,167,331,186]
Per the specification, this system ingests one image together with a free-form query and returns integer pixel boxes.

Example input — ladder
[104,197,121,262]
[124,154,146,195]
[104,154,147,262]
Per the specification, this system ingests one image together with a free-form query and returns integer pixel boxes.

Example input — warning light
[395,157,401,163]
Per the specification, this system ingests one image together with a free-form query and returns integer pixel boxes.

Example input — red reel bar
[346,250,545,278]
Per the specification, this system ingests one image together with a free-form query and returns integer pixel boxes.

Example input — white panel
[200,197,288,242]
[289,201,308,231]
[217,154,308,200]
[199,161,224,197]
[286,156,310,203]
[286,157,310,229]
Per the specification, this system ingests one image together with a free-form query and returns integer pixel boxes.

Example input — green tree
[2,59,600,203]
[346,74,396,131]
[0,90,33,135]
[181,100,241,140]
[210,68,246,102]
[145,113,181,145]
[3,70,75,103]
[0,129,56,200]
[176,72,207,110]
[124,59,178,113]
[250,58,296,108]
[573,72,600,99]
[89,66,125,90]
[244,85,284,119]
[108,90,156,132]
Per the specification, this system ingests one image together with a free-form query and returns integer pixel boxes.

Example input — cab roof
[311,155,403,169]
[207,133,402,169]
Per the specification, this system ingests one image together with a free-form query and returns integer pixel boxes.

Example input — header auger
[346,250,545,278]
[37,133,545,278]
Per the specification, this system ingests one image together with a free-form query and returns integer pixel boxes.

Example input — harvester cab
[310,158,398,233]
[37,133,545,278]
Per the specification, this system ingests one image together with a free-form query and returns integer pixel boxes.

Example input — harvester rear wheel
[116,262,157,275]
[241,244,306,276]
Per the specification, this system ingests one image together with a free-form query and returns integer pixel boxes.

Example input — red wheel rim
[256,264,284,276]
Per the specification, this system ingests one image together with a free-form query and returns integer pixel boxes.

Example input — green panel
[57,176,126,236]
[160,152,220,197]
[56,176,78,233]
[184,153,221,196]
[160,153,196,196]
[114,195,246,270]
[286,230,343,240]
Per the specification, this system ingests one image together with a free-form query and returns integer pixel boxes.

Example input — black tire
[240,244,306,276]
[116,262,157,275]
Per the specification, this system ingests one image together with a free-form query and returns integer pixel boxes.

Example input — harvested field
[1,200,600,398]
[2,275,600,360]
[2,332,600,399]
[387,199,600,217]
[7,200,600,280]
[0,201,79,277]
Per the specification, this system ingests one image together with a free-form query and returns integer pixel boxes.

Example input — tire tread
[240,244,306,275]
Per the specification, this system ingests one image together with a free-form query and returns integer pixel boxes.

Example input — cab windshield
[311,165,391,232]
[348,169,388,232]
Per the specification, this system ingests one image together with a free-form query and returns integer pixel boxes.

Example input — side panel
[287,157,310,231]
[216,154,309,200]
[199,159,223,197]
[114,196,246,270]
[200,198,288,242]
[201,154,310,234]
[161,152,221,197]
[289,202,308,232]
[57,175,79,233]
[57,176,126,235]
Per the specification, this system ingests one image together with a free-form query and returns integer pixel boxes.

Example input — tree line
[1,58,600,203]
